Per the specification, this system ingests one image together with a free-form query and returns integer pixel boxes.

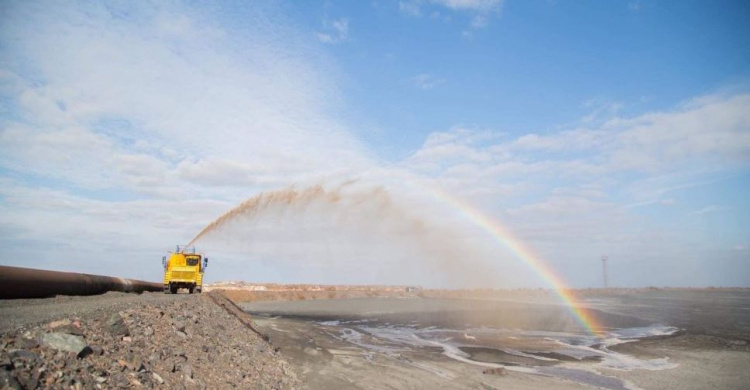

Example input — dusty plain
[238,288,750,390]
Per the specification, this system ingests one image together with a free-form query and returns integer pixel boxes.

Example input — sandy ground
[604,336,750,390]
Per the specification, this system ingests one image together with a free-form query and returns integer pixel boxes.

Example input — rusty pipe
[0,266,163,299]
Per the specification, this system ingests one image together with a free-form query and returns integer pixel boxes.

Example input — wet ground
[582,290,750,339]
[242,290,750,390]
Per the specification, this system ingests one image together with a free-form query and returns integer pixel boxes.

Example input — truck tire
[188,286,195,294]
[170,285,178,294]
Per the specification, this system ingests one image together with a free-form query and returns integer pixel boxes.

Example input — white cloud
[0,191,233,279]
[0,1,375,279]
[400,92,750,286]
[0,1,371,196]
[433,0,502,12]
[512,129,610,151]
[399,1,423,17]
[398,0,502,30]
[580,98,623,123]
[689,205,727,216]
[316,18,350,44]
[409,94,750,184]
[607,95,750,172]
[410,73,445,89]
[470,14,489,29]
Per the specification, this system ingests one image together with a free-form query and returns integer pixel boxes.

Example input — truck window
[186,256,200,266]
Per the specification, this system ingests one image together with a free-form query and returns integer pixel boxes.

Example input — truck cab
[162,245,208,294]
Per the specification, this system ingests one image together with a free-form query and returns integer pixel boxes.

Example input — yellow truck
[162,246,208,294]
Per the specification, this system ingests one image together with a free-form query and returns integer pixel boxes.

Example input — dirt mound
[0,293,300,389]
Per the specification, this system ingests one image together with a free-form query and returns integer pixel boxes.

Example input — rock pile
[0,293,300,389]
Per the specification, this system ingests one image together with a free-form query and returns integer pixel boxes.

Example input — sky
[0,0,748,288]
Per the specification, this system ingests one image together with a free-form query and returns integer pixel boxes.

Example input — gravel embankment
[0,292,301,389]
[0,292,188,334]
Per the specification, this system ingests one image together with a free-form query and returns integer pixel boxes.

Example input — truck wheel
[196,288,202,294]
[188,286,195,294]
[170,285,178,294]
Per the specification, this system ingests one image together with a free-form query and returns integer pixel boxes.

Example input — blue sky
[296,0,750,157]
[0,0,748,288]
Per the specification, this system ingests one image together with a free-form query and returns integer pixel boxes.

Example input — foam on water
[595,325,680,371]
[502,349,559,362]
[319,320,680,390]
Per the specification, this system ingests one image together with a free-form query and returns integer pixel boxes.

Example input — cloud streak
[317,18,350,44]
[398,0,503,31]
[410,73,445,89]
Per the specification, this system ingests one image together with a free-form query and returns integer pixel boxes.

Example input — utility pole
[601,255,609,289]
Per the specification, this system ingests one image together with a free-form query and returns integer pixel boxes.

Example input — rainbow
[429,188,603,336]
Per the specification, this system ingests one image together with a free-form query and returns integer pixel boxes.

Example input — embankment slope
[0,292,300,389]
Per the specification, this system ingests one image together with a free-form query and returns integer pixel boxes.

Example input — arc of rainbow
[428,188,603,336]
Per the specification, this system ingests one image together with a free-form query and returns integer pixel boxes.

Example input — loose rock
[105,313,129,337]
[0,357,12,370]
[41,333,88,356]
[182,363,193,379]
[173,319,186,333]
[482,367,507,376]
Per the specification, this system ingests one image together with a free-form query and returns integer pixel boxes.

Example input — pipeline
[0,266,163,299]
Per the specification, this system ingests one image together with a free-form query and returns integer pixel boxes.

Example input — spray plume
[188,183,503,287]
[189,183,357,247]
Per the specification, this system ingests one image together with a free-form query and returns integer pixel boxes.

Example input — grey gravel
[0,292,301,389]
[0,291,189,334]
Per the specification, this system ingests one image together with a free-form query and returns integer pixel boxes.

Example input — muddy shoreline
[242,291,750,390]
